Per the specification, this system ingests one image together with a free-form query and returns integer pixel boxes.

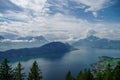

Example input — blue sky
[0,0,120,41]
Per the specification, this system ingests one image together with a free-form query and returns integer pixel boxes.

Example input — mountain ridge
[0,42,73,61]
[73,35,120,50]
[17,36,48,41]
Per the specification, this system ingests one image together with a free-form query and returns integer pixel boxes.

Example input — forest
[65,62,120,80]
[0,59,120,80]
[0,59,42,80]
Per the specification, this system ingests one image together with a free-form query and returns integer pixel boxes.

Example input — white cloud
[0,0,120,41]
[10,0,117,17]
[10,0,47,11]
[74,0,116,11]
[0,13,3,17]
[92,12,97,17]
[10,0,49,17]
[72,0,116,17]
[0,39,36,43]
[1,11,120,40]
[46,0,116,17]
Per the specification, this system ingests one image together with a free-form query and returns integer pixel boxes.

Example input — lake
[12,47,120,80]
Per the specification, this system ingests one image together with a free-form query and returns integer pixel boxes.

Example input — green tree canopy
[95,71,103,80]
[76,71,84,80]
[65,71,74,80]
[102,64,113,80]
[113,61,120,80]
[0,59,14,80]
[28,61,42,80]
[13,62,25,80]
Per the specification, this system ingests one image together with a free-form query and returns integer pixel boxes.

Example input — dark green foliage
[76,69,94,80]
[0,59,14,80]
[113,61,120,80]
[65,71,74,80]
[103,64,113,80]
[0,59,42,80]
[0,59,120,80]
[94,71,103,80]
[13,62,25,80]
[66,62,120,80]
[84,69,94,80]
[28,61,42,80]
[76,71,84,80]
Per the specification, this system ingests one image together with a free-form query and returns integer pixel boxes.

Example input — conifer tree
[76,71,84,80]
[13,62,25,80]
[103,64,113,80]
[95,71,103,80]
[28,61,42,80]
[87,69,94,80]
[113,61,120,80]
[84,69,94,80]
[65,71,74,80]
[0,59,14,80]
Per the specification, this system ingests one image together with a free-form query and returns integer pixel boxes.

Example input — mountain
[0,35,4,40]
[0,36,48,51]
[0,32,18,39]
[0,42,72,61]
[73,35,120,50]
[17,36,48,42]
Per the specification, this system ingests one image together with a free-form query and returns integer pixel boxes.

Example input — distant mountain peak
[17,36,48,42]
[87,30,97,37]
[86,35,100,41]
[73,35,120,50]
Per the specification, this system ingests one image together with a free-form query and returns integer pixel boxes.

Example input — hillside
[0,42,72,61]
[92,56,120,71]
[73,36,120,50]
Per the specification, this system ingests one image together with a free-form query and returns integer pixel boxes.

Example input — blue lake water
[12,47,120,80]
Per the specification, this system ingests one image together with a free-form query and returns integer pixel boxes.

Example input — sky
[0,0,120,41]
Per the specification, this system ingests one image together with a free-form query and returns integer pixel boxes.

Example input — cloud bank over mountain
[0,0,120,41]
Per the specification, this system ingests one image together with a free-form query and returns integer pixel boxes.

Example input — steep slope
[73,35,120,49]
[0,42,72,61]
